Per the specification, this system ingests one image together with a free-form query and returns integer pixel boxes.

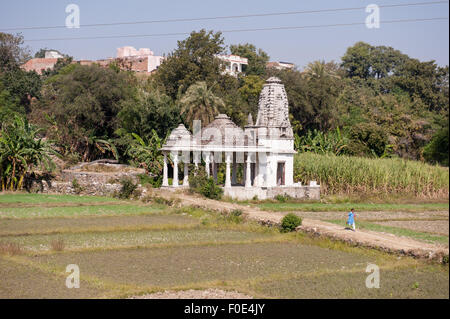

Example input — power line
[2,0,448,31]
[23,17,449,42]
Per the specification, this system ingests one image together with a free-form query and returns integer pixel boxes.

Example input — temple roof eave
[160,145,296,154]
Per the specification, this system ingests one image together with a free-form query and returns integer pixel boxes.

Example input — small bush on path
[281,213,302,233]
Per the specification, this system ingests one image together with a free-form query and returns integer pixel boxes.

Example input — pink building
[116,46,164,73]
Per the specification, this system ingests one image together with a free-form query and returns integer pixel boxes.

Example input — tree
[0,68,42,112]
[304,60,340,80]
[117,88,180,139]
[229,43,269,76]
[391,60,448,112]
[41,56,74,78]
[31,64,134,161]
[179,81,224,129]
[341,42,373,79]
[423,126,449,166]
[238,75,264,116]
[347,123,390,158]
[341,42,407,79]
[0,81,22,125]
[154,29,225,99]
[0,32,30,73]
[268,66,341,133]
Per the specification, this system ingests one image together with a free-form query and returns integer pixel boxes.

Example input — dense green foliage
[423,126,449,166]
[294,153,449,197]
[179,81,224,128]
[189,166,223,199]
[280,213,302,232]
[116,177,138,199]
[0,30,448,195]
[0,116,57,190]
[121,131,164,186]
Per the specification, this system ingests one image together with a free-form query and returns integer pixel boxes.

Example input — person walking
[347,208,356,231]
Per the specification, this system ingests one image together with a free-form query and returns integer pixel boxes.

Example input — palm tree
[304,60,339,79]
[179,81,224,129]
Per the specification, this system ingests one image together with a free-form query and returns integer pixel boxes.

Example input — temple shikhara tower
[161,77,320,200]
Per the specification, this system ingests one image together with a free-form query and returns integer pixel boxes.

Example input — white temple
[161,77,320,200]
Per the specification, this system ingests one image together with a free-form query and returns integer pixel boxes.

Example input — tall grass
[294,153,449,198]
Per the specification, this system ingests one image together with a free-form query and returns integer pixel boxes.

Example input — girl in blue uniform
[347,208,356,231]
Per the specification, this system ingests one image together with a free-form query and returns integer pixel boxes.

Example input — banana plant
[0,116,59,191]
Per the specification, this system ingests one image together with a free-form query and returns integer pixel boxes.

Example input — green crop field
[294,153,449,198]
[0,193,448,299]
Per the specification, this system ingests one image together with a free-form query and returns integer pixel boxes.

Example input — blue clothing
[347,212,355,224]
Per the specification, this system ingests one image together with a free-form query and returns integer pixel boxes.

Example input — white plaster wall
[148,56,164,72]
[223,186,320,201]
[258,137,294,152]
[265,153,294,187]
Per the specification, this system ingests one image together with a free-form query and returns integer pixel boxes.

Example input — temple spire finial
[247,113,254,126]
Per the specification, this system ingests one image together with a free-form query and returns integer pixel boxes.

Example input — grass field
[256,202,449,213]
[252,197,449,247]
[0,193,448,299]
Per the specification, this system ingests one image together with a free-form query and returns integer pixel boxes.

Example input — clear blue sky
[1,0,448,68]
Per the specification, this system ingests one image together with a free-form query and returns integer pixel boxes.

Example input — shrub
[72,178,84,194]
[117,177,138,199]
[153,196,174,206]
[225,209,244,223]
[0,242,22,255]
[231,209,243,217]
[138,173,162,188]
[188,165,208,191]
[275,194,291,203]
[280,213,302,233]
[50,238,65,251]
[423,127,449,166]
[189,166,223,200]
[200,178,224,200]
[347,123,390,158]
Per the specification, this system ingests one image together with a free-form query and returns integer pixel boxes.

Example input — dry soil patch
[131,289,253,299]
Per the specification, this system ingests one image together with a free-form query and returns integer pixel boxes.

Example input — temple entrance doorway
[277,162,285,186]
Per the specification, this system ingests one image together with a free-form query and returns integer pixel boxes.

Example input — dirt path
[153,189,449,262]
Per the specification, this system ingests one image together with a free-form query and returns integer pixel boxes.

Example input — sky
[1,0,448,68]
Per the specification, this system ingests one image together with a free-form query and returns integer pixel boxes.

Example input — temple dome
[196,114,248,146]
[164,123,192,147]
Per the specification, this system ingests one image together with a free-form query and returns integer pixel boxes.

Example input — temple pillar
[205,153,210,177]
[232,153,237,185]
[253,153,260,187]
[183,162,189,186]
[162,152,169,187]
[225,153,231,188]
[212,158,218,182]
[245,154,252,188]
[172,153,179,187]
